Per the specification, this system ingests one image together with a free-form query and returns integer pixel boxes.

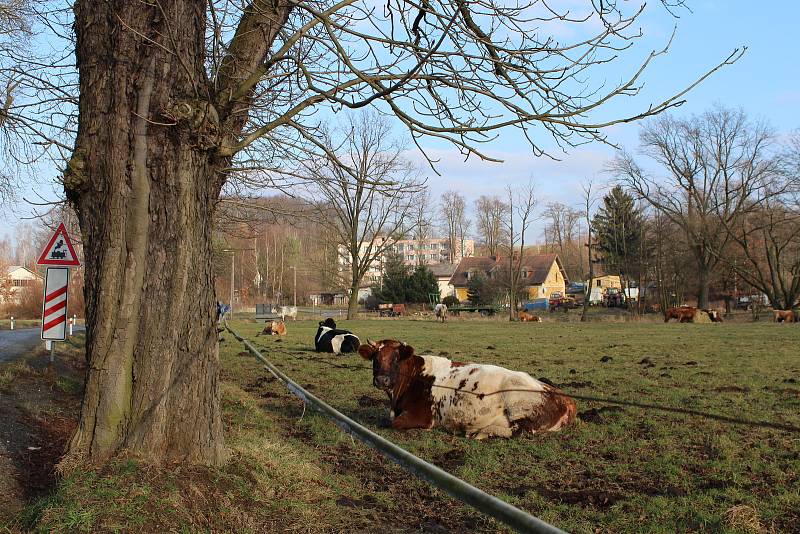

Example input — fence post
[10,317,13,330]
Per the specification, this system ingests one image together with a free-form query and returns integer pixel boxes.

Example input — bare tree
[543,202,582,278]
[411,188,434,263]
[614,107,779,308]
[474,195,508,257]
[0,0,738,465]
[440,190,467,264]
[0,0,33,205]
[580,180,597,322]
[715,137,800,310]
[722,201,800,310]
[501,182,537,320]
[303,112,423,319]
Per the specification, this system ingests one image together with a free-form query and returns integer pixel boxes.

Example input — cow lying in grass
[664,306,697,323]
[773,310,797,323]
[358,340,576,439]
[257,320,286,336]
[315,318,360,354]
[518,311,542,322]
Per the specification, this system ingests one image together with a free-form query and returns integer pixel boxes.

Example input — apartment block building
[337,237,475,286]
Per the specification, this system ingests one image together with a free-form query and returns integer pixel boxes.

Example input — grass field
[221,318,800,533]
[7,317,798,533]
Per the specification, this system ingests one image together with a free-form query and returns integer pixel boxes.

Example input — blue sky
[416,0,800,204]
[2,0,798,240]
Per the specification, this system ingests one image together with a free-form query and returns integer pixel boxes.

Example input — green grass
[219,318,800,533]
[20,318,800,533]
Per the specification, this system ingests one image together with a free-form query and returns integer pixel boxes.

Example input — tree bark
[697,264,711,309]
[347,274,360,320]
[64,1,226,465]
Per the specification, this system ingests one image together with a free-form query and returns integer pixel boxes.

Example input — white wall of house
[436,278,454,299]
[1,266,43,304]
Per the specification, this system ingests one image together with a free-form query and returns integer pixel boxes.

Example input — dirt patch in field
[0,344,85,523]
[558,381,593,389]
[537,486,623,509]
[320,443,492,533]
[357,394,382,407]
[713,385,750,393]
[578,406,624,424]
[433,448,466,471]
[14,414,77,499]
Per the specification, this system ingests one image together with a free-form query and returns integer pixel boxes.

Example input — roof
[448,257,500,287]
[449,254,569,287]
[4,265,43,280]
[426,263,458,278]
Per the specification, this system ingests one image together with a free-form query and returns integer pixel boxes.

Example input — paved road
[0,327,84,364]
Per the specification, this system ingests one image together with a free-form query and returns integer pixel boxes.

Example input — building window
[596,280,602,287]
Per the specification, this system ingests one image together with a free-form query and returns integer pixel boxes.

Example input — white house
[1,266,43,304]
[428,263,457,299]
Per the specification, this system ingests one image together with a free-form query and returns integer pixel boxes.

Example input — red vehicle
[548,291,576,309]
[378,303,406,317]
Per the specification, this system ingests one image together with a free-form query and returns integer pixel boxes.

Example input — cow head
[358,339,416,392]
[319,318,336,329]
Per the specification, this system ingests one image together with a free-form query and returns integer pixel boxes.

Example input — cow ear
[358,344,377,361]
[398,344,415,360]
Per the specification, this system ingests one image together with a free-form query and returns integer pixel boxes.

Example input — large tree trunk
[697,265,711,309]
[63,1,226,465]
[347,283,360,320]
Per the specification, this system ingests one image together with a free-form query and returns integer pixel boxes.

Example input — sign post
[41,266,69,343]
[37,222,81,361]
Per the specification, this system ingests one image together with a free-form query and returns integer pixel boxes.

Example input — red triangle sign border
[36,222,81,266]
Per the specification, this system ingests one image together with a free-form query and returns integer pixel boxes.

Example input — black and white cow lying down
[315,318,360,354]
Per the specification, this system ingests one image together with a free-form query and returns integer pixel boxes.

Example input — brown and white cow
[518,311,542,322]
[703,309,724,322]
[773,310,796,323]
[664,306,697,323]
[358,340,576,439]
[257,320,287,336]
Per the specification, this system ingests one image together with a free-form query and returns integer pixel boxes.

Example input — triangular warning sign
[36,222,81,266]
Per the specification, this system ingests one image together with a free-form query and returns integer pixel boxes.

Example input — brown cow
[518,311,543,322]
[664,306,697,323]
[257,320,287,336]
[703,309,724,322]
[773,310,796,323]
[358,340,576,439]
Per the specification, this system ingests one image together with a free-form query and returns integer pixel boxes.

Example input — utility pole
[289,266,297,307]
[223,247,254,317]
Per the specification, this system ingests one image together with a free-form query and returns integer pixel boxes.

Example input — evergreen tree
[466,272,497,305]
[373,252,408,303]
[592,186,647,280]
[406,265,440,303]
